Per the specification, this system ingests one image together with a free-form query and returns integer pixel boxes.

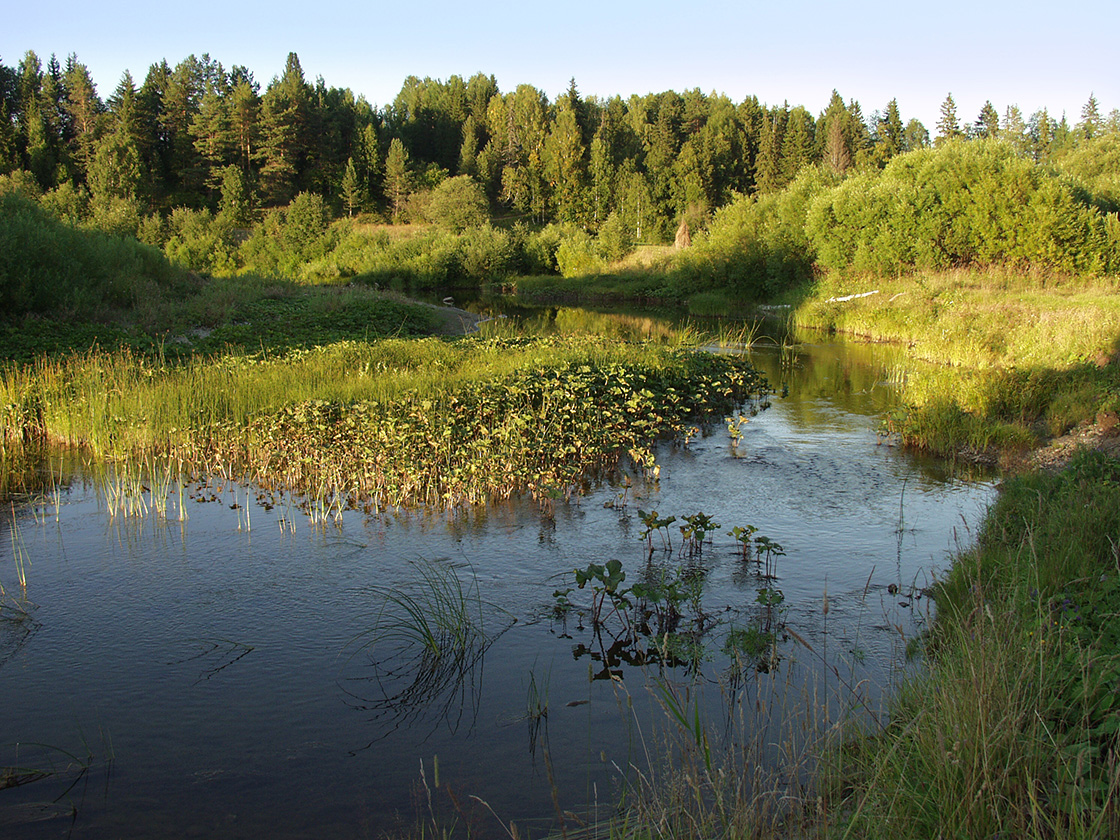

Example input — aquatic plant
[638,509,677,553]
[343,559,515,738]
[1,335,770,514]
[679,512,720,557]
[727,524,759,560]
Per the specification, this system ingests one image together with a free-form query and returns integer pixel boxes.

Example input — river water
[0,327,995,838]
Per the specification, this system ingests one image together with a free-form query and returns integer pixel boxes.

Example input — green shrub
[164,207,237,274]
[425,175,489,232]
[806,140,1118,276]
[0,191,179,321]
[555,228,605,277]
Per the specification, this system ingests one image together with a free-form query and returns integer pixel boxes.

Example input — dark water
[0,334,994,838]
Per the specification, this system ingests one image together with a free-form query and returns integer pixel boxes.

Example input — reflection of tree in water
[340,559,515,750]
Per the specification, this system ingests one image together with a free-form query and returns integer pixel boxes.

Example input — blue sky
[5,0,1116,131]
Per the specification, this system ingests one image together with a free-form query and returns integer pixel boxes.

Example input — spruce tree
[384,136,411,222]
[935,93,962,146]
[973,101,999,138]
[340,156,364,217]
[1078,94,1101,139]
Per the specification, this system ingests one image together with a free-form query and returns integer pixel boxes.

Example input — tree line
[2,49,1114,243]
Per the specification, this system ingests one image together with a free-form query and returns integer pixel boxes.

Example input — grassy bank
[794,267,1120,461]
[831,449,1120,838]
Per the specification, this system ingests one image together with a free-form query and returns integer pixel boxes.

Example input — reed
[7,502,28,592]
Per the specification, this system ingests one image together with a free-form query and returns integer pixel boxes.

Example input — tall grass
[796,267,1120,457]
[834,450,1120,838]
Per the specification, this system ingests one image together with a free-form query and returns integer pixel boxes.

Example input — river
[0,322,995,838]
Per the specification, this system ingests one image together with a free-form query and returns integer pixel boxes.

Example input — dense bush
[672,167,828,299]
[424,175,490,232]
[1052,134,1120,214]
[0,191,179,321]
[163,208,238,274]
[805,140,1120,276]
[555,228,606,277]
[239,192,341,279]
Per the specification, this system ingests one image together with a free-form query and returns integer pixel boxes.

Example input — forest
[2,49,1118,303]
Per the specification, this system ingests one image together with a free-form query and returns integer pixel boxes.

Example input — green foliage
[555,228,606,277]
[673,166,829,299]
[1053,133,1120,213]
[597,210,634,262]
[0,191,178,321]
[1,336,770,511]
[323,224,514,288]
[806,140,1119,276]
[164,207,237,274]
[239,192,339,279]
[424,175,489,232]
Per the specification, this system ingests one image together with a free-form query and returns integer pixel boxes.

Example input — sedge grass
[832,451,1120,839]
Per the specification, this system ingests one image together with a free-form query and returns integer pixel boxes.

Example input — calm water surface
[0,336,995,838]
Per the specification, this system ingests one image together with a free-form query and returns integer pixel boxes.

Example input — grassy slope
[785,269,1120,837]
[793,267,1120,462]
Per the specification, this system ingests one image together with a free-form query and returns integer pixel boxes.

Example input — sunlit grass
[794,267,1120,457]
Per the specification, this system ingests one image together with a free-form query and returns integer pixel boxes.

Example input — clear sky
[4,0,1116,131]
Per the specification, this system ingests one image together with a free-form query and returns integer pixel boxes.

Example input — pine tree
[62,55,102,179]
[935,93,962,146]
[257,52,310,206]
[190,88,232,190]
[227,79,260,173]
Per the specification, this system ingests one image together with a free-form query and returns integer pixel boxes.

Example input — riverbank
[790,266,1120,468]
[488,267,1120,838]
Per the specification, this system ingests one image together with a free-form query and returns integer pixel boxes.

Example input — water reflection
[341,558,516,746]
